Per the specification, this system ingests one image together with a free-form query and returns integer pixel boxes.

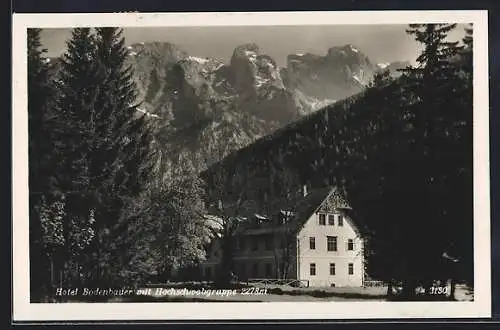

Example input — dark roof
[289,186,351,234]
[233,186,353,236]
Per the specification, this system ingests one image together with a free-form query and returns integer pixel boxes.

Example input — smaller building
[201,186,365,287]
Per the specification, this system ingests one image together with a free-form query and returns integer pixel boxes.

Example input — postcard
[12,10,490,321]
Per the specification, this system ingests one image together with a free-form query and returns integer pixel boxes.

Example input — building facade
[201,187,365,287]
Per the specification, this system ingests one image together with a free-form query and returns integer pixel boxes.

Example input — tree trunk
[219,235,234,286]
[387,280,393,298]
[401,279,417,300]
[450,278,456,300]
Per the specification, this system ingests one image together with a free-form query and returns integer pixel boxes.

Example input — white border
[12,10,490,321]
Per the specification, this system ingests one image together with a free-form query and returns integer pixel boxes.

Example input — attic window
[328,215,335,225]
[319,214,326,225]
[338,215,344,227]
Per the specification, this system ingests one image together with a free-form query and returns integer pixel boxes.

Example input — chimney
[303,184,308,197]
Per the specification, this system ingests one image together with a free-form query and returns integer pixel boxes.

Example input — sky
[40,25,468,66]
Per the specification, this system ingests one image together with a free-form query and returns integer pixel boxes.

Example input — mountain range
[48,41,410,176]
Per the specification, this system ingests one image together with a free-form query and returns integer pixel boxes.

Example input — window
[309,237,316,250]
[347,239,354,251]
[319,214,326,225]
[206,267,213,278]
[330,263,336,275]
[327,236,338,251]
[348,263,354,275]
[251,237,259,251]
[277,237,285,249]
[264,236,273,250]
[338,215,344,226]
[328,214,335,225]
[253,263,259,277]
[265,263,272,277]
[310,263,316,276]
[239,263,247,278]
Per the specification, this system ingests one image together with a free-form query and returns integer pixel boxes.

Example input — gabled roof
[223,186,353,236]
[287,186,351,234]
[204,186,356,239]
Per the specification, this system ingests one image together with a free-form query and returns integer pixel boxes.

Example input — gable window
[310,263,316,276]
[348,263,354,275]
[328,214,335,225]
[309,237,316,250]
[319,214,326,225]
[330,263,336,275]
[327,236,338,251]
[338,215,344,227]
[347,239,354,251]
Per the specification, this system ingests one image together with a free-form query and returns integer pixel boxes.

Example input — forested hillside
[202,24,474,299]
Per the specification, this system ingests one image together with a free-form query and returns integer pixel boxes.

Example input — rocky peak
[230,43,285,93]
[284,44,378,100]
[126,42,188,63]
[327,44,365,58]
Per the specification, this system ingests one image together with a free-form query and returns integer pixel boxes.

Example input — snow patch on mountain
[353,75,360,83]
[310,98,336,111]
[187,56,209,64]
[137,108,160,118]
[255,75,269,88]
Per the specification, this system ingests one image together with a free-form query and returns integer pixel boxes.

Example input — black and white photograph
[12,10,490,320]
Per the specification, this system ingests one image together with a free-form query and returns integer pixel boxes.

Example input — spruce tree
[396,23,468,298]
[89,27,157,285]
[52,28,100,287]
